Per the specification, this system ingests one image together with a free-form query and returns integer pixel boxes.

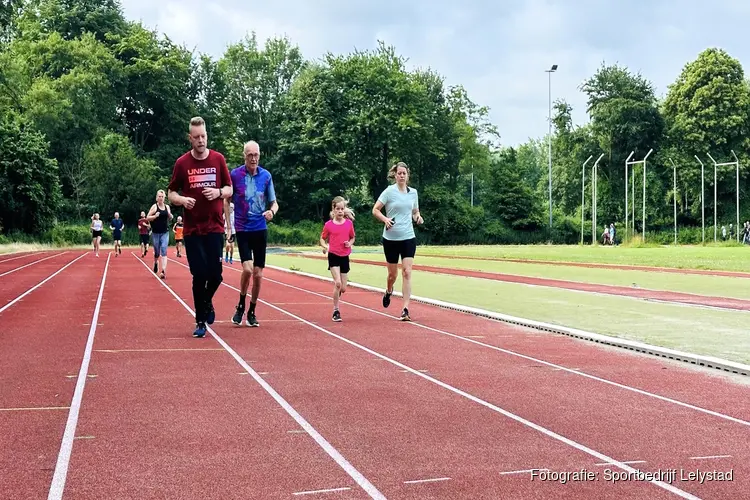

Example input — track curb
[267,264,750,377]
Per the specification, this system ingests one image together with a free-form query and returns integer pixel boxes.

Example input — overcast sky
[120,0,750,147]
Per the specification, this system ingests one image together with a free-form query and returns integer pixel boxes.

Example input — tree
[0,112,62,233]
[662,48,750,223]
[580,64,664,227]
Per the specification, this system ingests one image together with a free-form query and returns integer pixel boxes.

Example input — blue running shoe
[193,322,207,338]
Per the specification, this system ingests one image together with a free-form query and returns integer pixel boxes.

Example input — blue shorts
[113,230,122,241]
[152,232,169,257]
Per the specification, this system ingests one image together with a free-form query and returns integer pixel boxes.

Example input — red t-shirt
[138,217,149,235]
[321,218,355,257]
[167,149,231,236]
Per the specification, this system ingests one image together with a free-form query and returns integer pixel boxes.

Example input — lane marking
[689,455,732,460]
[48,253,111,500]
[500,468,548,475]
[292,487,352,496]
[0,252,40,264]
[403,477,451,484]
[595,460,646,466]
[0,252,66,278]
[0,406,70,412]
[260,272,750,428]
[191,264,700,500]
[94,348,224,353]
[136,254,385,500]
[0,253,88,315]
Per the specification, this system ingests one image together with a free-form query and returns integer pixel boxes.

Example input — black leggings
[184,233,224,323]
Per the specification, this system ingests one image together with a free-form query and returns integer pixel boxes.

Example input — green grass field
[288,244,750,272]
[267,248,750,366]
[323,253,750,300]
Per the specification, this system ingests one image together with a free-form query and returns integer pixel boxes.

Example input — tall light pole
[546,64,558,235]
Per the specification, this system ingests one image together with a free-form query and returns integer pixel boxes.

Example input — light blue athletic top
[377,184,419,241]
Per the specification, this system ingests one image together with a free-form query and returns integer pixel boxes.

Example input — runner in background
[173,216,184,257]
[110,212,124,256]
[138,211,150,257]
[224,202,235,264]
[147,189,172,279]
[90,213,103,257]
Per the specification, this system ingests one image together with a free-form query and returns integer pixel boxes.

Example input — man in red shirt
[138,211,150,257]
[168,116,233,338]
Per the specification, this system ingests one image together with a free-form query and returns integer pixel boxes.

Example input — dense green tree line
[2,0,750,245]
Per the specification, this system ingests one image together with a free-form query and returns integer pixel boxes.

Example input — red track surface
[1,248,747,499]
[297,254,750,311]
[423,254,750,279]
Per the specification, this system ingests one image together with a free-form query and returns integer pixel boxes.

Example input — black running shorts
[382,237,416,264]
[236,230,268,267]
[327,253,350,274]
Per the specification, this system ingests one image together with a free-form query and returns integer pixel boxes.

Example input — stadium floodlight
[694,155,705,243]
[625,149,653,241]
[591,153,604,244]
[545,64,558,234]
[669,158,677,245]
[707,152,740,242]
[581,154,593,245]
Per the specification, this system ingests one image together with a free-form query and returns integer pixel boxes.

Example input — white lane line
[47,253,111,500]
[292,487,352,496]
[258,270,750,429]
[0,251,43,264]
[689,455,732,460]
[137,255,385,500]
[403,477,451,484]
[0,252,67,278]
[499,469,547,475]
[0,253,88,315]
[595,460,646,466]
[199,265,701,500]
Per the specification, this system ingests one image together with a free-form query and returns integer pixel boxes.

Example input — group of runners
[90,116,424,337]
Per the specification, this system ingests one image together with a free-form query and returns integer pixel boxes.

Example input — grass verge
[268,253,750,365]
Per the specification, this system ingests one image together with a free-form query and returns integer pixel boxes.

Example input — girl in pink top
[320,196,356,322]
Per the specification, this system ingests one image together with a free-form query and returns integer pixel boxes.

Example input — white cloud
[119,0,750,146]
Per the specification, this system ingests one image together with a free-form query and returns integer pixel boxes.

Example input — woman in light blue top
[372,162,424,321]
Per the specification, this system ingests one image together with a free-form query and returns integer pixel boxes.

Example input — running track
[296,254,750,312]
[1,249,747,499]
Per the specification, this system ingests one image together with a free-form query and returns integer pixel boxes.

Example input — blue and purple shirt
[230,165,276,232]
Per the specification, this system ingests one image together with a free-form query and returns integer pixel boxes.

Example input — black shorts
[327,253,350,274]
[236,230,267,267]
[176,239,183,244]
[140,234,150,245]
[382,237,417,264]
[92,230,102,238]
[227,233,235,244]
[113,231,122,241]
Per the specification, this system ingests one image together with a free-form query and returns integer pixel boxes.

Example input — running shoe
[382,290,392,308]
[193,322,207,338]
[246,312,259,327]
[332,310,342,322]
[400,308,411,321]
[231,304,244,325]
